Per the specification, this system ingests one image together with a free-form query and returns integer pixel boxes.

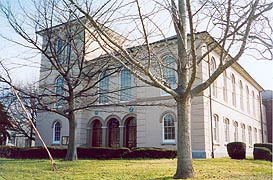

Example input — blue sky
[0,0,272,90]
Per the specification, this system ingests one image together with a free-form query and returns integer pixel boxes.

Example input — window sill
[52,143,61,146]
[161,142,176,145]
[213,143,220,146]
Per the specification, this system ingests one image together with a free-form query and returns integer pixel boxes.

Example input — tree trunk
[65,111,78,161]
[173,97,195,179]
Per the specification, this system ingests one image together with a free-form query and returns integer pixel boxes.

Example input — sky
[0,0,272,90]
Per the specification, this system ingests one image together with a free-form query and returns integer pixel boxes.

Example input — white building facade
[36,23,267,158]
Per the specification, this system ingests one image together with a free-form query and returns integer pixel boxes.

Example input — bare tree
[0,84,37,147]
[0,0,125,160]
[0,101,12,145]
[63,0,273,178]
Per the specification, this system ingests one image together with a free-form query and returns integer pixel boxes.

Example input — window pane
[163,57,176,89]
[98,72,109,103]
[54,122,61,143]
[163,114,175,141]
[57,40,63,63]
[120,69,131,101]
[56,77,64,107]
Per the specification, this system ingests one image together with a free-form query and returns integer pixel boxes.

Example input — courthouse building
[36,20,268,158]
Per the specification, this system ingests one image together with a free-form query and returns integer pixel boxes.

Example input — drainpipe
[205,45,214,158]
[259,91,264,143]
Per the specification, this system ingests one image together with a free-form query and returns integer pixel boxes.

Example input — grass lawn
[0,158,271,180]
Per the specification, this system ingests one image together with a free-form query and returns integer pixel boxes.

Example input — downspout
[259,91,264,143]
[205,45,214,158]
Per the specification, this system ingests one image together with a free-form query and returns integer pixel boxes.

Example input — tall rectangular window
[98,72,109,104]
[252,91,256,116]
[234,121,238,141]
[213,115,219,143]
[223,71,228,102]
[242,124,246,143]
[231,74,236,107]
[224,118,230,142]
[248,126,252,146]
[239,81,244,111]
[55,77,64,107]
[57,39,63,63]
[120,69,131,101]
[162,56,176,96]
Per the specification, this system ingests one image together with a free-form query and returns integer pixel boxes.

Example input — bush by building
[0,146,176,159]
[253,143,272,162]
[227,142,246,159]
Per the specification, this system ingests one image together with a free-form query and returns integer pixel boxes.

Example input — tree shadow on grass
[149,176,173,180]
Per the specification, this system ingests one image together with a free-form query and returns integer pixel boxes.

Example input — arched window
[125,117,137,148]
[239,81,244,110]
[223,71,228,102]
[252,91,256,116]
[241,123,246,143]
[246,86,250,113]
[210,58,217,97]
[55,77,64,107]
[53,121,61,144]
[163,57,176,90]
[162,114,175,143]
[248,126,252,146]
[108,118,120,147]
[120,69,132,101]
[231,74,236,107]
[213,114,219,143]
[254,127,257,144]
[224,118,230,142]
[234,121,238,141]
[98,72,109,104]
[91,120,102,147]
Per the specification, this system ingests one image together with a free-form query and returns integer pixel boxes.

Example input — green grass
[0,158,271,179]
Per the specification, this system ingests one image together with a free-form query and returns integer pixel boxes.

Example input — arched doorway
[125,117,136,148]
[108,118,120,147]
[91,120,102,147]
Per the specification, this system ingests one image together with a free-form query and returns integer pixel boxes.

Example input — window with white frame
[55,77,64,107]
[210,58,217,98]
[248,126,252,146]
[224,118,230,143]
[256,95,260,116]
[231,74,236,107]
[213,114,219,143]
[254,128,257,144]
[120,69,131,102]
[234,121,239,141]
[246,86,250,113]
[162,113,175,143]
[162,56,176,95]
[241,123,246,143]
[223,71,228,102]
[98,72,109,104]
[239,81,244,111]
[53,121,61,144]
[252,91,256,116]
[56,39,71,64]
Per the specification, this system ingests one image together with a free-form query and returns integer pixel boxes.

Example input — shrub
[227,142,246,159]
[0,146,177,159]
[254,143,272,152]
[123,147,176,159]
[77,147,130,159]
[253,147,272,162]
